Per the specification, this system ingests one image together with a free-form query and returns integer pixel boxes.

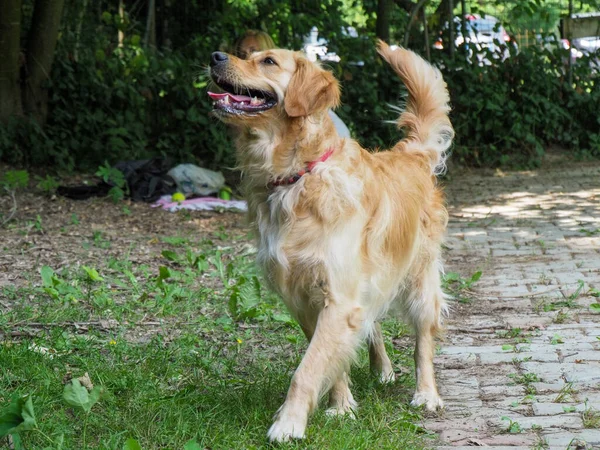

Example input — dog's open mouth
[208,80,277,115]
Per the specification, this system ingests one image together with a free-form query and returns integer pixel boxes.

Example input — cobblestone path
[430,163,600,449]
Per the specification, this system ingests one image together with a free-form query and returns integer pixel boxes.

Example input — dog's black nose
[210,52,229,67]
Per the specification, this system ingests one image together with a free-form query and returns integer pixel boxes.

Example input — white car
[436,14,516,65]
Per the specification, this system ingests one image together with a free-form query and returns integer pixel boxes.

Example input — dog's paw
[411,391,444,411]
[378,369,396,384]
[326,395,357,419]
[325,406,357,419]
[267,413,307,443]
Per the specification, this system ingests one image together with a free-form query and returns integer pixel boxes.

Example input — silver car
[435,14,515,65]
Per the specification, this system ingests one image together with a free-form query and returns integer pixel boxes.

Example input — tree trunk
[22,0,65,125]
[0,0,23,122]
[376,0,391,42]
[73,0,89,61]
[118,0,125,47]
[144,0,156,47]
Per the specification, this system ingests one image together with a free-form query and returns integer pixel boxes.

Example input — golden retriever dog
[208,40,453,443]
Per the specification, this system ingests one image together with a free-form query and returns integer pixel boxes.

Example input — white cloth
[328,110,350,138]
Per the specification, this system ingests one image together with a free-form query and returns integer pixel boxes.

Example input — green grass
[0,224,430,449]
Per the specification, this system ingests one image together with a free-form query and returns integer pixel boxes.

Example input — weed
[442,270,482,303]
[550,334,564,345]
[568,280,585,301]
[92,231,111,249]
[70,213,80,225]
[35,175,60,195]
[509,372,539,395]
[553,310,570,324]
[96,162,128,203]
[582,405,600,428]
[498,328,523,339]
[27,215,44,233]
[501,416,523,433]
[1,170,29,226]
[579,228,600,237]
[554,383,578,403]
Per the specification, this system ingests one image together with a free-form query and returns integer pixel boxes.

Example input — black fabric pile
[57,158,176,203]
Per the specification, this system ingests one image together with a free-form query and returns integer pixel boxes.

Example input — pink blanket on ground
[152,195,247,212]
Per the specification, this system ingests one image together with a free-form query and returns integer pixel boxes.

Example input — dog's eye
[262,57,277,66]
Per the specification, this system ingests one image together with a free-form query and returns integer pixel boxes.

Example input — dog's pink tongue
[207,92,252,102]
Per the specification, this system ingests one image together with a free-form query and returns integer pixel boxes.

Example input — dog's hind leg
[368,322,395,383]
[267,299,363,443]
[408,263,446,411]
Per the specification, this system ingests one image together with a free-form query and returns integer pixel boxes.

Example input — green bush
[0,32,233,172]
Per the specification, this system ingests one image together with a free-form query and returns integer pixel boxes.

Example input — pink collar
[268,147,335,188]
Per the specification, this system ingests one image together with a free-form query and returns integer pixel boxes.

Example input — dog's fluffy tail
[377,40,454,175]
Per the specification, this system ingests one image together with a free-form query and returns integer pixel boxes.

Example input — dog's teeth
[251,96,258,105]
[223,95,230,104]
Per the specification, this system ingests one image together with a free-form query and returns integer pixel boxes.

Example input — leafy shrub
[0,30,233,172]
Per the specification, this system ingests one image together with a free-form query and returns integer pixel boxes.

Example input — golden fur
[209,41,454,442]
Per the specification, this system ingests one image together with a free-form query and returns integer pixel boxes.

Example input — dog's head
[208,49,340,124]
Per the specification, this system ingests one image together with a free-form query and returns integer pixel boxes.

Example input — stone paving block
[485,398,531,414]
[532,381,568,393]
[532,402,600,415]
[541,429,600,447]
[564,362,600,383]
[436,447,533,450]
[436,353,477,369]
[487,413,583,430]
[447,317,506,330]
[518,343,595,353]
[479,351,559,364]
[521,362,568,383]
[563,351,600,362]
[440,345,510,355]
[504,315,554,330]
[481,384,525,398]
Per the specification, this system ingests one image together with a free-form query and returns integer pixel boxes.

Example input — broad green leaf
[158,266,171,281]
[63,379,101,413]
[183,440,202,450]
[82,266,103,282]
[40,266,54,288]
[272,313,293,324]
[0,395,37,438]
[123,438,142,450]
[87,386,102,410]
[161,250,179,262]
[590,303,600,313]
[63,379,90,411]
[470,271,483,283]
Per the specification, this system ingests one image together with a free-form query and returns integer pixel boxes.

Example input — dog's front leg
[267,301,363,443]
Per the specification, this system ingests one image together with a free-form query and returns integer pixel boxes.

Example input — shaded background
[0,0,599,175]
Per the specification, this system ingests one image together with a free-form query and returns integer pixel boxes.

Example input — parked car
[435,14,516,65]
[535,32,582,65]
[573,36,600,70]
[302,26,362,64]
[572,35,600,54]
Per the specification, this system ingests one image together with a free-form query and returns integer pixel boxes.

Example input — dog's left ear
[285,58,341,118]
